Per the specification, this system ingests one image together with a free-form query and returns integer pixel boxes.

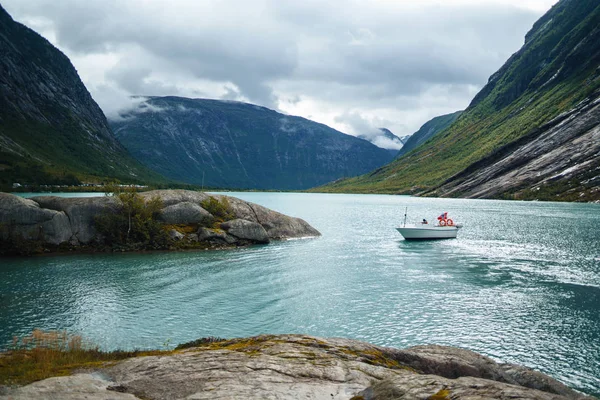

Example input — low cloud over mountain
[3,0,556,137]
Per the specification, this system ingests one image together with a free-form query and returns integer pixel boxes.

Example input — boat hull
[396,226,458,240]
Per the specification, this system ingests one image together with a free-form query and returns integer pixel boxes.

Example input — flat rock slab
[0,372,139,400]
[1,335,592,400]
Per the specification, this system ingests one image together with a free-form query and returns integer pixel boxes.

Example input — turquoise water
[1,193,599,395]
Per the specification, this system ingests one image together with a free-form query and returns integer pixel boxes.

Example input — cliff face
[110,97,394,190]
[427,95,600,201]
[317,0,600,201]
[0,5,163,186]
[0,335,594,399]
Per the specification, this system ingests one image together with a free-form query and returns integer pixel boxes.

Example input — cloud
[90,85,146,121]
[334,111,404,150]
[2,0,556,135]
[371,137,403,151]
[335,111,384,137]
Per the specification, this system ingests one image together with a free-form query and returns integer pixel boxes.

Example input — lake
[2,192,599,395]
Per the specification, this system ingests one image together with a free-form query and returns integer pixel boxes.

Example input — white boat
[396,224,460,240]
[396,210,461,240]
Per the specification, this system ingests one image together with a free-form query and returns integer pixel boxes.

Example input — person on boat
[422,219,428,224]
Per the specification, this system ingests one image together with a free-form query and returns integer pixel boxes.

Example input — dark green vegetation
[111,97,395,190]
[94,192,170,250]
[94,191,235,252]
[395,111,462,158]
[0,5,166,191]
[317,0,600,201]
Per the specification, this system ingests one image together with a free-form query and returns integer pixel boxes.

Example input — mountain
[316,0,600,201]
[110,97,395,190]
[396,111,462,158]
[358,128,410,158]
[357,128,407,156]
[0,5,164,188]
[379,128,401,142]
[380,128,411,146]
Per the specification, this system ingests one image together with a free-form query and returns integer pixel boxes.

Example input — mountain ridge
[0,5,165,188]
[315,0,600,201]
[111,96,395,190]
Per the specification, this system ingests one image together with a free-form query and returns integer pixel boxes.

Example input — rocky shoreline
[0,334,595,399]
[0,190,320,255]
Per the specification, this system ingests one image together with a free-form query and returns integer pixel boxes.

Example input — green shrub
[200,196,234,223]
[94,190,171,249]
[175,336,227,350]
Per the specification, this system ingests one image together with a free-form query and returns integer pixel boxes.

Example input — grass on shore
[0,330,170,386]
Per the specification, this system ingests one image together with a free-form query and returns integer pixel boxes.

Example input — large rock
[31,196,118,244]
[196,227,237,244]
[0,193,72,245]
[220,218,270,243]
[0,373,138,400]
[356,374,578,400]
[157,202,213,225]
[167,229,184,241]
[1,335,592,400]
[0,190,320,252]
[385,344,586,397]
[220,196,321,239]
[141,190,321,239]
[138,190,210,207]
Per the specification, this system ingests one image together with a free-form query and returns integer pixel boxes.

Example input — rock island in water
[0,190,321,255]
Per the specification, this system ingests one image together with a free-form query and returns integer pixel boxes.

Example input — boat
[396,224,460,240]
[396,211,462,240]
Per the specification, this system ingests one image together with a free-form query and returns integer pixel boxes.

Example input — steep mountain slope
[396,111,462,158]
[0,5,164,188]
[111,97,394,190]
[317,0,600,201]
[428,96,600,201]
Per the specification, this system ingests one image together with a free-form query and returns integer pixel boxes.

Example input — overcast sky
[4,0,558,143]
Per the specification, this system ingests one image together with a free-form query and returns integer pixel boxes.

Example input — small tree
[95,188,170,249]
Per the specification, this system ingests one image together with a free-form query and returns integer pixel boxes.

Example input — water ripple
[1,193,599,395]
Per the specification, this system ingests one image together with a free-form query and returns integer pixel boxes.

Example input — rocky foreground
[0,190,320,253]
[0,334,594,400]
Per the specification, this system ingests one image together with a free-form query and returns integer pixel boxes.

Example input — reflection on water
[1,193,599,395]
